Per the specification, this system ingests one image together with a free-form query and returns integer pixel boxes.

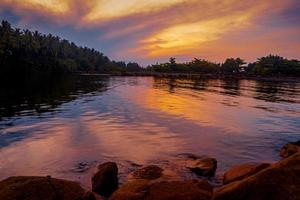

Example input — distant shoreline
[78,72,300,82]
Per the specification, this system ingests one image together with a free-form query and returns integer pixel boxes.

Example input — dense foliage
[247,55,300,76]
[1,20,299,78]
[147,56,300,76]
[0,20,142,79]
[147,58,221,74]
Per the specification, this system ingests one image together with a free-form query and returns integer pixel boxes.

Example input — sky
[0,0,299,65]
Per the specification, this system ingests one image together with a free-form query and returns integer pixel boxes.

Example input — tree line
[1,20,299,78]
[147,56,300,76]
[0,20,143,80]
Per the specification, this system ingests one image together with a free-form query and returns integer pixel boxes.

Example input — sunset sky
[0,0,299,65]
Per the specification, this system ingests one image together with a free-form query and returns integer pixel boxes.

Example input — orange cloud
[0,0,298,62]
[84,0,188,22]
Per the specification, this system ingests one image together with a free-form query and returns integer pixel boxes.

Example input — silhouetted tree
[221,58,245,74]
[248,55,300,76]
[0,20,142,79]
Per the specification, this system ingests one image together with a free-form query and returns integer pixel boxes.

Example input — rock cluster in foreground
[0,141,299,200]
[0,176,103,200]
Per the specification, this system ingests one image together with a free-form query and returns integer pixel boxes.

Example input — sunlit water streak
[0,76,299,188]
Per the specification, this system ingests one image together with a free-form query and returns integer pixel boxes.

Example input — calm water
[0,76,299,187]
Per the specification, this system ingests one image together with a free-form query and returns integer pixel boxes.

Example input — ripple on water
[0,76,299,188]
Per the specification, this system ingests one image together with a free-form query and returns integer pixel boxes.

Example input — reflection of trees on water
[219,79,241,96]
[153,77,242,96]
[0,75,109,119]
[254,81,299,103]
[153,77,210,93]
[152,77,300,104]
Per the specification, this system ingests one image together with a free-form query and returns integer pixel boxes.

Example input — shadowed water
[0,76,299,188]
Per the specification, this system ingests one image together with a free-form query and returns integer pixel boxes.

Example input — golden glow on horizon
[141,13,252,57]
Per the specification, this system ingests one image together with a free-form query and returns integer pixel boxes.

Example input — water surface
[0,76,299,187]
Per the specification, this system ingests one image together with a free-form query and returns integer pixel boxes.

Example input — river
[0,75,299,188]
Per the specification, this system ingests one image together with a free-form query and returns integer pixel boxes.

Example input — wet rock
[186,156,217,177]
[82,191,104,200]
[110,180,213,200]
[0,176,86,200]
[223,162,270,184]
[92,162,118,197]
[109,179,149,200]
[212,153,300,200]
[132,165,163,180]
[128,165,181,183]
[280,140,300,158]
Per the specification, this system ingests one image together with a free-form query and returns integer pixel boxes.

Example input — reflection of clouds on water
[0,76,299,188]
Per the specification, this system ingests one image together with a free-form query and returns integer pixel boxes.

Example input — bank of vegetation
[1,20,299,80]
[0,20,142,80]
[147,56,300,77]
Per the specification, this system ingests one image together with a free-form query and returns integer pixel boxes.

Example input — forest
[147,56,300,76]
[1,20,300,79]
[0,20,142,80]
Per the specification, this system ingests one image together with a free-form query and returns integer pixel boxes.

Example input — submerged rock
[212,153,300,200]
[0,176,100,200]
[280,140,300,158]
[223,162,270,184]
[186,156,217,177]
[128,165,181,183]
[92,162,118,197]
[132,165,163,180]
[110,180,213,200]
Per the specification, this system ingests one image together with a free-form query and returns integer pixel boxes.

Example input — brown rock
[146,180,213,200]
[128,165,181,183]
[0,176,86,200]
[109,180,150,200]
[187,156,217,177]
[132,165,163,180]
[110,180,213,200]
[92,162,118,197]
[223,162,270,184]
[280,141,300,158]
[82,191,104,200]
[212,153,300,200]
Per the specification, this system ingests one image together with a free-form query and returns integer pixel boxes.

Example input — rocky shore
[1,141,299,200]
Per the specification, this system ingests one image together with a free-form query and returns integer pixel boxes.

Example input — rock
[110,180,213,200]
[132,165,163,180]
[0,176,87,200]
[146,180,213,200]
[82,191,104,200]
[128,165,181,183]
[212,152,300,200]
[223,162,270,184]
[109,179,149,200]
[280,141,300,158]
[92,162,118,197]
[186,156,217,177]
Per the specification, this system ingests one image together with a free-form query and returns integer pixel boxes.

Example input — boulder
[110,180,213,200]
[109,179,149,200]
[223,162,270,184]
[280,141,300,158]
[186,156,217,177]
[212,153,300,200]
[92,162,118,197]
[82,191,104,200]
[0,176,94,200]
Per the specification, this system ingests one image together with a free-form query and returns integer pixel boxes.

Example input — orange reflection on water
[114,78,258,133]
[81,114,185,163]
